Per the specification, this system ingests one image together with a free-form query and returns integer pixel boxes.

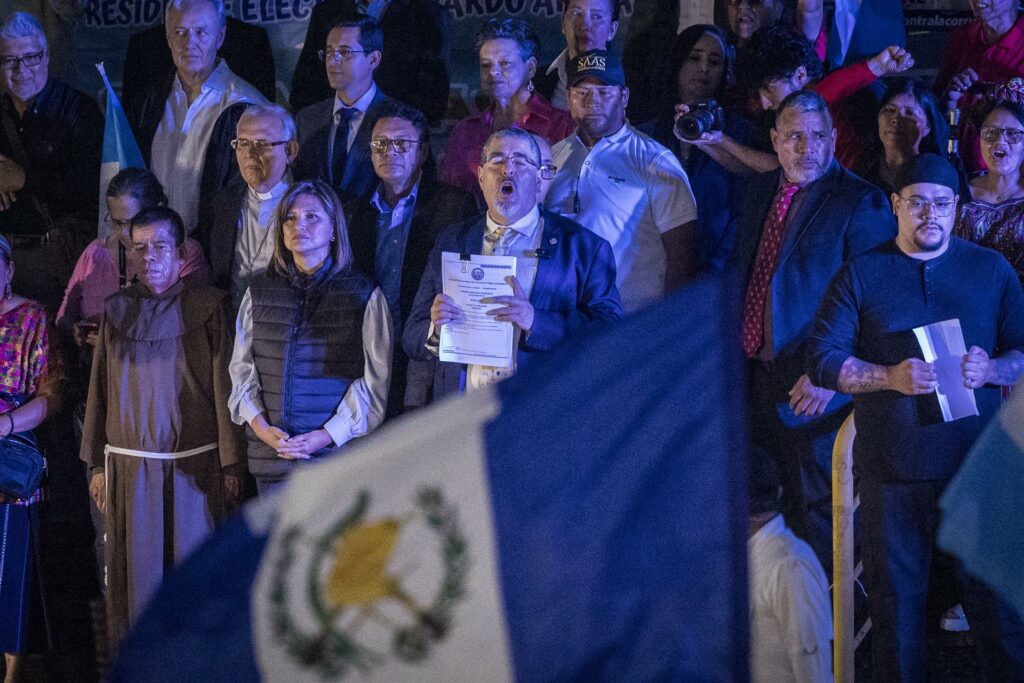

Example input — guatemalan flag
[939,384,1024,622]
[95,63,145,238]
[109,275,750,681]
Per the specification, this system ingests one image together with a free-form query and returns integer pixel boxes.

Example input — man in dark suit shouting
[730,90,896,568]
[293,15,395,204]
[403,127,623,402]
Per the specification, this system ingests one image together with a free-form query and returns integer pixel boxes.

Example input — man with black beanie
[807,153,1024,681]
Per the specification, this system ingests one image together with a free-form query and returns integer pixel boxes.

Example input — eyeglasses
[369,138,421,154]
[980,125,1024,145]
[540,163,557,180]
[318,48,368,63]
[482,153,540,171]
[897,195,957,217]
[230,138,290,152]
[0,50,45,71]
[104,213,132,231]
[727,0,769,6]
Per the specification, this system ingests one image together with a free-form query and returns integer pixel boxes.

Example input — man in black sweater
[807,154,1024,682]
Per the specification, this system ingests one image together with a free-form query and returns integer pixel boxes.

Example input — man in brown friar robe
[79,206,245,647]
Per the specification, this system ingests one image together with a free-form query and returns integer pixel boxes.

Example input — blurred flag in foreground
[939,386,1024,621]
[95,63,144,238]
[110,275,749,682]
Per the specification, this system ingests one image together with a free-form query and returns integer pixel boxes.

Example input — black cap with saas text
[894,153,960,193]
[567,49,626,88]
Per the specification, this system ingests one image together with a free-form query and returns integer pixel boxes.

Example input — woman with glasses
[856,78,949,197]
[56,168,209,349]
[955,100,1024,284]
[439,18,574,198]
[228,180,390,493]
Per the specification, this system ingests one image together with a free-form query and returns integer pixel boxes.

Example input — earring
[3,282,11,300]
[527,80,535,93]
[330,235,336,242]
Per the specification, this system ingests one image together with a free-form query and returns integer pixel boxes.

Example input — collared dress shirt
[370,178,419,334]
[426,205,543,391]
[748,514,833,683]
[547,122,698,312]
[232,177,289,310]
[331,82,378,158]
[227,285,392,448]
[150,60,265,234]
[544,49,570,111]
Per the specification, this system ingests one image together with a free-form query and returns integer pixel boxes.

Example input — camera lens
[675,109,714,141]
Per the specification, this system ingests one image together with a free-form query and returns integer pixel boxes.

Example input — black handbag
[0,433,45,500]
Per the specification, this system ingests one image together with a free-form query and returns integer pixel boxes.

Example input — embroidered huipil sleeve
[323,287,392,447]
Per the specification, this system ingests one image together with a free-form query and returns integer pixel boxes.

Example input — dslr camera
[675,100,725,141]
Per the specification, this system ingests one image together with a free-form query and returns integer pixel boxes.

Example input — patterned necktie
[330,107,357,185]
[484,225,509,254]
[740,182,801,358]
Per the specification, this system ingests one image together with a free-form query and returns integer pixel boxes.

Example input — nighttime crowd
[1,0,1024,680]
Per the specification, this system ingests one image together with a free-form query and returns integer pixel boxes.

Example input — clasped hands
[251,414,333,460]
[431,275,534,332]
[887,346,992,395]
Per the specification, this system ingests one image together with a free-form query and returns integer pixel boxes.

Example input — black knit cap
[894,153,959,193]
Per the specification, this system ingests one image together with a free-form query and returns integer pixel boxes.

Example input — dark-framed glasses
[540,163,557,180]
[897,195,956,217]
[0,50,45,71]
[980,125,1024,145]
[482,153,539,171]
[369,138,420,154]
[231,138,290,152]
[318,48,368,63]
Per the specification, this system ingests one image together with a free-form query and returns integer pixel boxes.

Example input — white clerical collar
[371,174,421,212]
[333,82,378,116]
[250,176,290,202]
[486,205,541,237]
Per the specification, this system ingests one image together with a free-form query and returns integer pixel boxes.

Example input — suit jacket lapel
[776,162,839,270]
[529,209,560,308]
[737,170,782,281]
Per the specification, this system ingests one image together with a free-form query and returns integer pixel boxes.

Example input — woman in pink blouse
[56,168,209,345]
[439,18,574,197]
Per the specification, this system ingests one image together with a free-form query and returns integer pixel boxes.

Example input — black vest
[249,265,373,436]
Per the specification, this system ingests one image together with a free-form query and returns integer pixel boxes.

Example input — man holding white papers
[807,154,1024,682]
[403,127,622,402]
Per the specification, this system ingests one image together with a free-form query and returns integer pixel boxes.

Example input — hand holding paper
[483,276,534,332]
[961,346,993,390]
[912,318,979,422]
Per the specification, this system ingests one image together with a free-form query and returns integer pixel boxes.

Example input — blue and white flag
[95,63,145,238]
[939,386,1024,621]
[110,275,749,682]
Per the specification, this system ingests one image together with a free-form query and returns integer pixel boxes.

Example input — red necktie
[741,182,800,358]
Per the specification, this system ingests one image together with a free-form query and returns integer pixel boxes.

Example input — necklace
[240,193,275,273]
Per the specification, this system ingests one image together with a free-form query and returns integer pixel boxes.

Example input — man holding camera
[730,90,895,569]
[546,50,697,313]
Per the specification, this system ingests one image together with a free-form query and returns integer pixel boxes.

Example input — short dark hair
[475,18,540,62]
[106,167,168,209]
[974,99,1024,130]
[329,15,383,54]
[130,206,185,247]
[736,24,823,92]
[479,127,542,167]
[665,24,733,104]
[776,89,833,130]
[562,0,623,22]
[748,445,782,516]
[876,78,949,158]
[374,101,430,144]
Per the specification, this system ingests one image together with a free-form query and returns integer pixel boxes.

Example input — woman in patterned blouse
[955,100,1024,284]
[0,235,63,677]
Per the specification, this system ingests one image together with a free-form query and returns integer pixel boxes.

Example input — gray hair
[479,127,542,167]
[776,90,834,129]
[165,0,226,27]
[238,103,297,142]
[0,12,47,48]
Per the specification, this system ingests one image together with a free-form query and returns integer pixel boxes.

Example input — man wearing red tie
[730,90,895,569]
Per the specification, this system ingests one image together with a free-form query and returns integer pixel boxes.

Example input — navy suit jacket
[293,88,395,204]
[730,160,896,397]
[403,208,624,401]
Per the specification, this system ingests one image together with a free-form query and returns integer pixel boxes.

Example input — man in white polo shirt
[547,49,698,313]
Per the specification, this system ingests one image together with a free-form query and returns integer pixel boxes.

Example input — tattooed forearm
[990,350,1024,386]
[837,356,890,394]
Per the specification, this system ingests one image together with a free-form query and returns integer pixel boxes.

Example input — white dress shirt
[228,285,392,448]
[748,514,833,683]
[151,60,265,233]
[547,122,697,313]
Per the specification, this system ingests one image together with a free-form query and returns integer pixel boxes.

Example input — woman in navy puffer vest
[228,180,392,493]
